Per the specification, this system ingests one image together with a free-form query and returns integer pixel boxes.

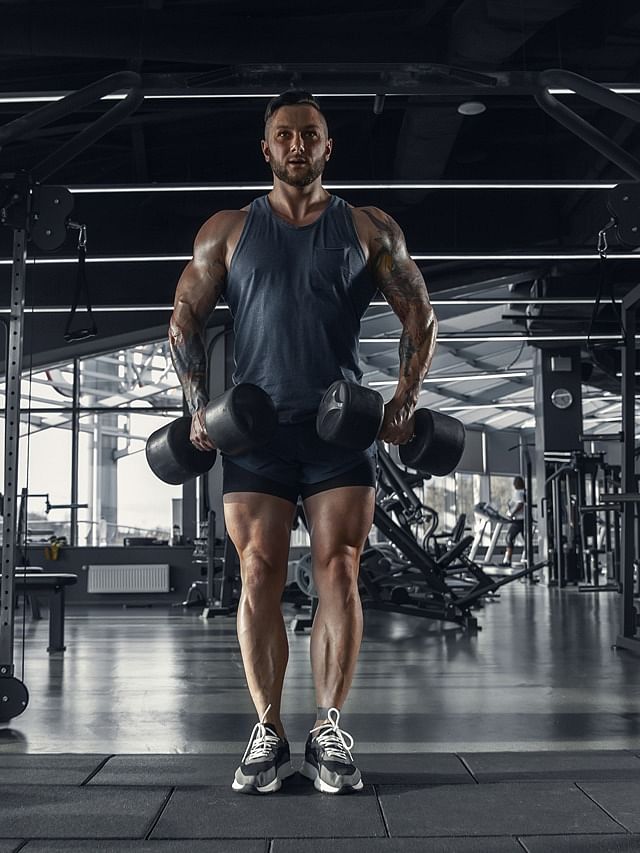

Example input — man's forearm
[169,314,209,415]
[394,308,438,412]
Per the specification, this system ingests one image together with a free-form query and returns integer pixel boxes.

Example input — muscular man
[169,90,437,794]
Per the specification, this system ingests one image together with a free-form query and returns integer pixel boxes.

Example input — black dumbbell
[316,379,465,476]
[146,383,277,484]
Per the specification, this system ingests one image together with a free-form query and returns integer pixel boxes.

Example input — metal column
[615,282,640,652]
[0,226,30,718]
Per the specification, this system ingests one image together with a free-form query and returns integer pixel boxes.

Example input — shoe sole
[231,761,296,794]
[299,759,364,794]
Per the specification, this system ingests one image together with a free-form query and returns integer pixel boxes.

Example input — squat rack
[0,73,142,721]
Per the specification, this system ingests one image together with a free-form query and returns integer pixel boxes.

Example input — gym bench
[14,573,78,653]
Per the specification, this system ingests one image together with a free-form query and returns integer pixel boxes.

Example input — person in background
[503,475,525,567]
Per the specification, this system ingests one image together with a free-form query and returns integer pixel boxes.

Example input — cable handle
[64,221,97,343]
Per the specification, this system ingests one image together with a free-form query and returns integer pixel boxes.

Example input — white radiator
[87,564,170,594]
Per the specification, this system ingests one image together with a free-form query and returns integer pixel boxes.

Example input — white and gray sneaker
[300,708,364,794]
[232,704,296,794]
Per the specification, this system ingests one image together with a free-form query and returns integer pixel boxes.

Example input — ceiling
[1,0,640,437]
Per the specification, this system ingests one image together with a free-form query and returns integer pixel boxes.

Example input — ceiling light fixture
[2,253,637,266]
[549,88,640,95]
[457,101,486,116]
[0,297,621,314]
[66,181,619,193]
[411,253,639,261]
[440,402,534,410]
[2,86,638,105]
[361,334,626,342]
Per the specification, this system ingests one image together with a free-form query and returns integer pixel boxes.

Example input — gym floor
[1,582,640,852]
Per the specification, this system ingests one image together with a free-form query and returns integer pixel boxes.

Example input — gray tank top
[225,194,377,423]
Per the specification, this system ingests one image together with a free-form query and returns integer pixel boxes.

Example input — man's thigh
[302,485,376,564]
[223,461,298,570]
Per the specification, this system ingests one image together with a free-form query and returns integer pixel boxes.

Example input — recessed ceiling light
[457,101,486,116]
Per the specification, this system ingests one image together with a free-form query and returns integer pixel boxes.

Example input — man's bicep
[172,254,226,330]
[362,207,432,323]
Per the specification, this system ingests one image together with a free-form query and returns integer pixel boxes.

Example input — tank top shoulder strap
[330,195,366,262]
[228,195,268,273]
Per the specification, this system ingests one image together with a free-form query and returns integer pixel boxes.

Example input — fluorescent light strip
[426,298,624,306]
[583,416,628,423]
[2,87,639,104]
[0,94,267,103]
[0,298,621,313]
[66,182,618,193]
[2,253,637,265]
[440,402,534,411]
[0,305,172,314]
[361,334,626,342]
[549,88,640,95]
[0,92,405,104]
[412,253,639,261]
[370,371,529,385]
[0,256,189,265]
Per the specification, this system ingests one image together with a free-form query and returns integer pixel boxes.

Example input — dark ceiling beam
[0,8,446,64]
[392,0,583,205]
[131,123,149,183]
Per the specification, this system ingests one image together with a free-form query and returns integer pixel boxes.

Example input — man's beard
[270,157,326,187]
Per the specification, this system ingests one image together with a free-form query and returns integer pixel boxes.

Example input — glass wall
[3,341,184,545]
[5,348,527,548]
[489,474,516,518]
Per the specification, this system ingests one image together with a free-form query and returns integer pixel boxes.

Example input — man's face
[262,104,332,187]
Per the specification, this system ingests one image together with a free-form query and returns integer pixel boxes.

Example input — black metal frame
[612,283,640,652]
[535,69,640,180]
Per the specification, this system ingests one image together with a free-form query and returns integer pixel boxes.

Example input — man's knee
[240,551,286,599]
[313,547,361,596]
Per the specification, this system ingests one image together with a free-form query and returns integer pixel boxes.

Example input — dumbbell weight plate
[146,416,217,485]
[205,383,277,455]
[399,408,466,476]
[316,380,384,450]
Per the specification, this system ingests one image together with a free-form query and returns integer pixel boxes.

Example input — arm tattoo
[362,208,437,411]
[399,332,419,379]
[169,319,209,415]
[168,258,226,415]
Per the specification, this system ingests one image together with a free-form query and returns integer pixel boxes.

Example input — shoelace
[309,707,355,762]
[242,703,282,764]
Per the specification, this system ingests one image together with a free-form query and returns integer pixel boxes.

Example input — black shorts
[222,418,377,505]
[506,520,524,546]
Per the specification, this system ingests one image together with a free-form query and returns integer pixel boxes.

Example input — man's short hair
[264,90,326,134]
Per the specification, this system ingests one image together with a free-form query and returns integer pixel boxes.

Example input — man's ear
[261,139,270,162]
[325,137,333,161]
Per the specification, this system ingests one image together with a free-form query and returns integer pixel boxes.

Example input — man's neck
[268,181,330,224]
